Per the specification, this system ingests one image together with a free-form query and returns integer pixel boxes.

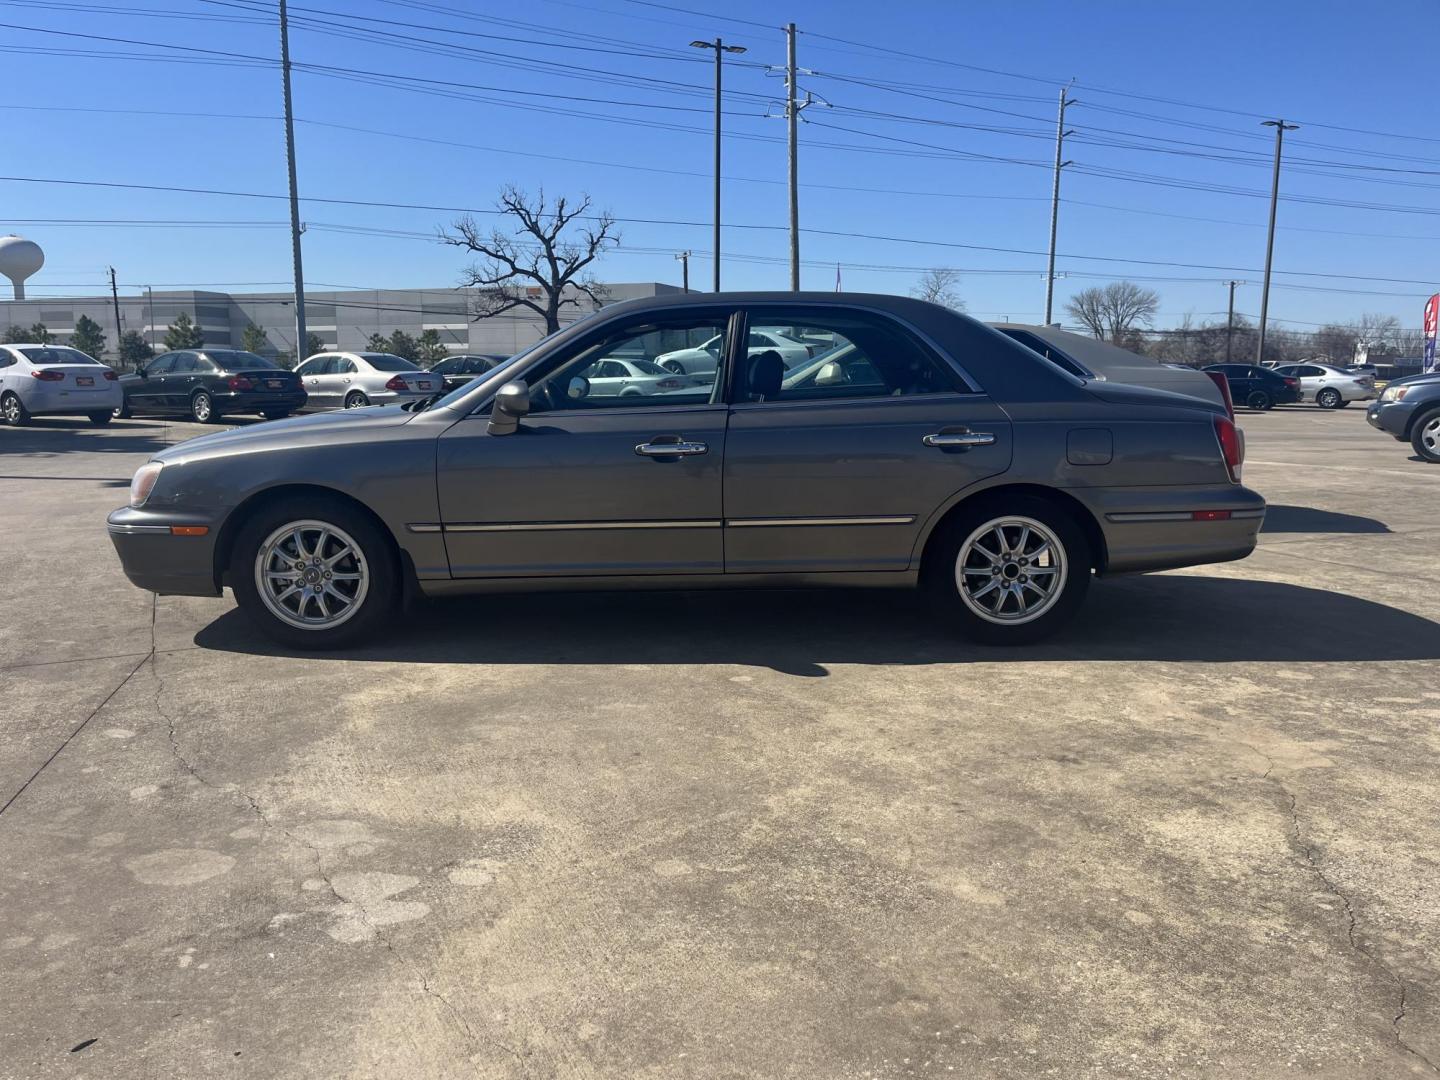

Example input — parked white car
[577,356,701,398]
[0,344,123,426]
[655,327,812,378]
[295,352,440,409]
[1272,362,1376,409]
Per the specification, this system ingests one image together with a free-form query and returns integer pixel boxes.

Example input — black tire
[1316,387,1342,409]
[661,360,686,375]
[344,391,369,409]
[1,391,30,426]
[922,495,1092,645]
[112,400,132,420]
[87,411,113,426]
[191,390,219,424]
[1246,389,1272,411]
[1337,400,1352,408]
[261,409,292,421]
[229,495,400,649]
[1411,407,1440,464]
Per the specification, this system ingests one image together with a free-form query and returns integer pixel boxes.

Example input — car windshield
[207,350,282,370]
[362,353,419,372]
[19,346,100,365]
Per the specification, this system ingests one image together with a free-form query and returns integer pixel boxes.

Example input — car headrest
[747,350,785,401]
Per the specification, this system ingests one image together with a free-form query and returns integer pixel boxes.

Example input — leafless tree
[911,268,965,311]
[440,186,619,335]
[1064,281,1160,343]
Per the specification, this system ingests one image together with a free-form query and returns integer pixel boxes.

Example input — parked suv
[1202,364,1301,410]
[115,350,305,423]
[294,352,440,409]
[1367,372,1440,462]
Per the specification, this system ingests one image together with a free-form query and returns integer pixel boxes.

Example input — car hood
[152,404,414,465]
[1385,372,1440,389]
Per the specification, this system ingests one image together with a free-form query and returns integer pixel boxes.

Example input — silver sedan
[295,352,441,410]
[1272,362,1376,409]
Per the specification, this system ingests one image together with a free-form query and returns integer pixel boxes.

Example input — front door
[436,311,737,578]
[722,305,1013,574]
[297,355,339,408]
[133,352,179,412]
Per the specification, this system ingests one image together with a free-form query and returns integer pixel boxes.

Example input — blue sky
[3,0,1437,334]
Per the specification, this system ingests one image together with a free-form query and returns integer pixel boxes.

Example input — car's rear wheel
[1,392,30,426]
[261,408,291,421]
[87,411,113,426]
[1337,400,1352,408]
[923,496,1091,645]
[344,391,369,409]
[1317,387,1342,409]
[1412,408,1440,464]
[191,390,219,424]
[1246,389,1272,410]
[230,497,398,649]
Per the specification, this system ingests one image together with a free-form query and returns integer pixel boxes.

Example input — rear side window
[736,308,962,403]
[171,354,198,374]
[361,353,418,372]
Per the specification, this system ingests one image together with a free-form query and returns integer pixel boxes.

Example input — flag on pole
[1424,293,1438,374]
[835,263,842,292]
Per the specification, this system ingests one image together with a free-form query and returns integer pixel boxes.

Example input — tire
[261,409,292,421]
[922,495,1092,645]
[1246,390,1272,411]
[87,411,113,426]
[1337,400,1352,408]
[1412,408,1440,464]
[1316,388,1342,409]
[190,390,219,424]
[344,391,370,409]
[1,391,31,426]
[661,360,686,375]
[112,401,131,420]
[229,495,399,649]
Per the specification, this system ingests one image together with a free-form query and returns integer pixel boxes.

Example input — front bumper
[1367,398,1418,439]
[1083,484,1266,575]
[107,505,223,596]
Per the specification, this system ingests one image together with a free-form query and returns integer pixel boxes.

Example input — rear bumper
[1082,484,1266,575]
[24,383,123,414]
[214,389,307,413]
[107,506,223,596]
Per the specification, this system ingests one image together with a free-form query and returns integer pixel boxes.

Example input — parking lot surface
[2,407,1438,1079]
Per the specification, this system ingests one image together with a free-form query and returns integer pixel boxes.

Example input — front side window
[527,317,728,412]
[295,356,327,376]
[146,355,177,376]
[735,308,961,403]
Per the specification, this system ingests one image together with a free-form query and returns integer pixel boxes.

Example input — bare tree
[1064,281,1160,342]
[440,186,619,335]
[911,268,965,311]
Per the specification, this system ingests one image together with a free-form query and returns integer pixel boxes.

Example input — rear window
[206,350,281,370]
[19,346,100,365]
[630,360,668,376]
[360,353,419,372]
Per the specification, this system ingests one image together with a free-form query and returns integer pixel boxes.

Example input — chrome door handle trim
[635,440,708,457]
[923,432,995,448]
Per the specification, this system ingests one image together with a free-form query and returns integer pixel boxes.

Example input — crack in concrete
[1254,750,1439,1074]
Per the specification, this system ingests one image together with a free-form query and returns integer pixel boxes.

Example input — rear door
[722,304,1012,574]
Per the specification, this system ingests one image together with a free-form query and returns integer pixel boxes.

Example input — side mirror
[814,361,847,386]
[566,375,590,401]
[487,379,530,436]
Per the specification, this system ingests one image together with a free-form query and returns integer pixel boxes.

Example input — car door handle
[923,431,995,448]
[635,440,708,457]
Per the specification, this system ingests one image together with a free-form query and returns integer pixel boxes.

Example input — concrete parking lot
[2,406,1438,1079]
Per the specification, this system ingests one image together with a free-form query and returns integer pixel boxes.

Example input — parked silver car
[655,326,811,379]
[295,352,440,409]
[108,292,1264,650]
[1272,362,1375,408]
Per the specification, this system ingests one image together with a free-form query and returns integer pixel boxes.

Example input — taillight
[384,375,407,391]
[1203,370,1234,419]
[1214,415,1243,483]
[1283,377,1299,388]
[227,376,254,391]
[104,370,118,381]
[656,378,683,390]
[30,369,64,382]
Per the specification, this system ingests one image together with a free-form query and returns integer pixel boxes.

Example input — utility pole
[1224,279,1241,362]
[107,267,124,367]
[675,250,691,292]
[1043,83,1077,326]
[279,0,307,362]
[785,23,805,291]
[145,286,154,350]
[691,37,747,292]
[1256,119,1298,364]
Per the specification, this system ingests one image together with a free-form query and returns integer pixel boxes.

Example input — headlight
[130,461,164,507]
[1381,386,1410,402]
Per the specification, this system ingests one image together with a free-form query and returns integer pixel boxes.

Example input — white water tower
[0,235,44,299]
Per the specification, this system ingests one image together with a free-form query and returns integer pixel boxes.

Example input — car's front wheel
[1246,389,1272,410]
[230,497,399,649]
[1,392,30,426]
[1317,387,1342,409]
[1412,408,1440,464]
[923,497,1091,645]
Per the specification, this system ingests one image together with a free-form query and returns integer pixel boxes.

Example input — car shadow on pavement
[194,574,1440,674]
[0,419,175,458]
[1261,504,1390,534]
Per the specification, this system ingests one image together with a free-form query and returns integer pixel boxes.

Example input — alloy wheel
[955,516,1068,625]
[192,394,212,422]
[254,520,370,631]
[1422,416,1440,457]
[2,395,19,423]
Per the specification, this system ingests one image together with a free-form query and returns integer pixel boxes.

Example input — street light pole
[1044,83,1076,326]
[1256,119,1298,363]
[1224,279,1241,362]
[279,0,307,363]
[691,37,746,292]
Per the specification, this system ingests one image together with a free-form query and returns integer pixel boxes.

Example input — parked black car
[428,354,510,393]
[115,350,306,423]
[1367,371,1440,463]
[1201,363,1301,410]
